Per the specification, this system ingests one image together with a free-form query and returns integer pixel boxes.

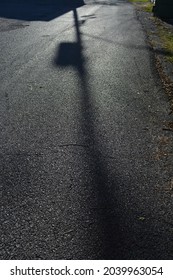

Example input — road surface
[0,0,173,259]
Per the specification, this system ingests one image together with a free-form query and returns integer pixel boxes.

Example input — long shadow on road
[53,5,169,260]
[54,7,129,259]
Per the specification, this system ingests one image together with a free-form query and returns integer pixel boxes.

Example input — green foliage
[129,0,153,13]
[143,3,153,12]
[159,30,173,63]
[153,18,173,63]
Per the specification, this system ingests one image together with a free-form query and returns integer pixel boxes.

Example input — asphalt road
[0,0,173,259]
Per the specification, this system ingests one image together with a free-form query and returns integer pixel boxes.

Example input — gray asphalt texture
[0,0,173,259]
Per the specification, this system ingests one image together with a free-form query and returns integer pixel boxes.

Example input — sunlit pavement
[0,0,173,259]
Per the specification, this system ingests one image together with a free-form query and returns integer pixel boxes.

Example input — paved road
[0,0,173,259]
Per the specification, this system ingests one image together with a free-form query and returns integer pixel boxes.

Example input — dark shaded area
[159,18,173,26]
[0,0,84,21]
[153,0,173,19]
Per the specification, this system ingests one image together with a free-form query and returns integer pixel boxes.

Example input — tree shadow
[0,0,84,21]
[152,1,173,21]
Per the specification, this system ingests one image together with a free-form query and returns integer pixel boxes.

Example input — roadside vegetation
[129,0,173,110]
[129,0,173,63]
[128,0,153,13]
[154,19,173,63]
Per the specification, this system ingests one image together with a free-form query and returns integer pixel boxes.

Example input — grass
[129,0,153,13]
[130,0,173,63]
[129,0,173,108]
[154,19,173,63]
[161,34,173,63]
[143,3,153,13]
